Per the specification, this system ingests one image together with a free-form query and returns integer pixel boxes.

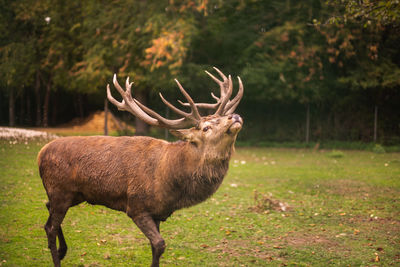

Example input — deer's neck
[193,145,232,180]
[167,141,233,210]
[172,140,233,179]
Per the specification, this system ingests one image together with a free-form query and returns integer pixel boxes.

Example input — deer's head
[107,67,243,157]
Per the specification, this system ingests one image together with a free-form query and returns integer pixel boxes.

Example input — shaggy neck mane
[189,141,234,182]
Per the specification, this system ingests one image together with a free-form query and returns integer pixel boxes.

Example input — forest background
[1,0,399,145]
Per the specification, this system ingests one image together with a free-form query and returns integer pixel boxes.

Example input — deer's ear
[169,129,195,141]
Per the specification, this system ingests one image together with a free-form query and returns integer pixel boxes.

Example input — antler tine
[214,73,233,115]
[204,67,233,115]
[224,76,244,114]
[174,79,201,120]
[159,93,190,118]
[107,84,125,111]
[133,99,192,129]
[211,92,219,101]
[107,75,160,126]
[205,70,223,88]
[107,76,132,112]
[112,74,126,96]
[125,77,133,95]
[179,68,243,115]
[178,92,220,109]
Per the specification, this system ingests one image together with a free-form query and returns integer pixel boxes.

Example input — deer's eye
[203,126,210,132]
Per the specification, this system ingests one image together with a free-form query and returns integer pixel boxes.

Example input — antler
[107,74,201,129]
[179,67,244,115]
[107,68,243,129]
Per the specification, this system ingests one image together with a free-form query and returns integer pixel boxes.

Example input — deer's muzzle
[227,114,243,134]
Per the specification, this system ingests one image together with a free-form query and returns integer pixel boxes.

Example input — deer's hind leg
[44,195,72,267]
[45,202,68,260]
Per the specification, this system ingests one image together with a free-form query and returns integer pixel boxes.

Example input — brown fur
[38,113,242,267]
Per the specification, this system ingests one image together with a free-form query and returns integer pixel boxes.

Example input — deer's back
[38,136,169,211]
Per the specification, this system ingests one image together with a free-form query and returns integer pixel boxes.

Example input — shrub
[372,144,386,154]
[327,150,345,158]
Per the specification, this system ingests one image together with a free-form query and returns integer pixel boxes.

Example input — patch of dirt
[319,179,398,199]
[277,232,338,249]
[206,238,278,263]
[206,235,337,265]
[348,216,400,235]
[35,111,135,135]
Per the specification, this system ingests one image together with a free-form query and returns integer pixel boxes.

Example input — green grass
[0,140,399,266]
[236,140,400,152]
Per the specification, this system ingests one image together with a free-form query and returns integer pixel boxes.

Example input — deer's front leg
[131,214,165,267]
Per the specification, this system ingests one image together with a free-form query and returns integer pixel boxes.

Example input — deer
[38,67,243,267]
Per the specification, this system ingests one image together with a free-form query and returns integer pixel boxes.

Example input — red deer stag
[38,67,243,267]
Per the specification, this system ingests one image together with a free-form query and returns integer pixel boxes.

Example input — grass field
[0,139,399,266]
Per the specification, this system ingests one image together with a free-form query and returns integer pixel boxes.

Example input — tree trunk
[78,94,84,119]
[134,89,149,135]
[9,87,15,127]
[26,92,32,125]
[104,98,108,136]
[374,105,378,142]
[42,79,51,127]
[35,71,42,126]
[305,103,310,143]
[164,106,169,140]
[19,89,25,125]
[51,91,58,125]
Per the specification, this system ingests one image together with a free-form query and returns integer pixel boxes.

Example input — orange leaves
[317,24,360,66]
[368,44,379,60]
[254,41,264,48]
[280,32,289,42]
[169,0,209,15]
[142,27,188,72]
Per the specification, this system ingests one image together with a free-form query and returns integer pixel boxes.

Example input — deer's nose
[229,114,242,124]
[233,114,241,121]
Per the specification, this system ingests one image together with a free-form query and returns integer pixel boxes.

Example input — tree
[319,0,400,142]
[0,0,37,126]
[219,0,331,142]
[325,0,400,27]
[73,0,203,134]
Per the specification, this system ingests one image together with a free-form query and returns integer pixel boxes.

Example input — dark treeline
[1,0,399,144]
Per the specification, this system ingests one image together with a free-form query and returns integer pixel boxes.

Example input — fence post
[373,105,378,142]
[164,106,169,140]
[104,98,108,136]
[305,103,310,143]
